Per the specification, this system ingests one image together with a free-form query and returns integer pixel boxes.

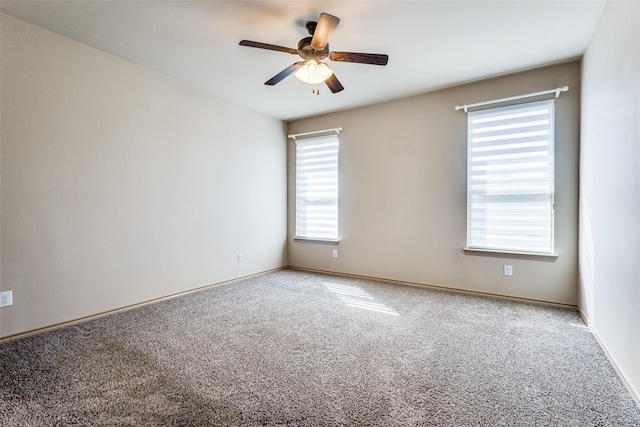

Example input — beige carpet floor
[1,269,639,426]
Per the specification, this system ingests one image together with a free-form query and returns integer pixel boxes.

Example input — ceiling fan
[239,13,389,94]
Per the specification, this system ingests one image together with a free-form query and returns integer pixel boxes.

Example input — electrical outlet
[503,265,513,276]
[0,291,13,307]
[237,253,243,263]
[332,249,338,258]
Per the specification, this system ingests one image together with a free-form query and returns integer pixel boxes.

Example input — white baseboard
[577,308,640,410]
[0,266,286,343]
[289,266,577,310]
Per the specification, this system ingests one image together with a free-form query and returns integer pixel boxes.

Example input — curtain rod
[455,86,569,113]
[288,127,343,140]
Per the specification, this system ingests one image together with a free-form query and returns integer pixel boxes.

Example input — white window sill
[463,247,558,261]
[294,237,340,244]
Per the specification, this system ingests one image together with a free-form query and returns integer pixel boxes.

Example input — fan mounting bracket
[305,21,317,35]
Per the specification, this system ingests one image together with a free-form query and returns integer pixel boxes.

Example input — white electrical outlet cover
[0,291,13,307]
[504,265,513,276]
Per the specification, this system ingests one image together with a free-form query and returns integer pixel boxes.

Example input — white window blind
[467,99,555,254]
[295,134,339,241]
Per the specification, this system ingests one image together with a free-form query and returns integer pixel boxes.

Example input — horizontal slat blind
[296,134,339,240]
[467,99,554,254]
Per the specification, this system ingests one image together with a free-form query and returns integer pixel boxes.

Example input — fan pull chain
[312,88,320,95]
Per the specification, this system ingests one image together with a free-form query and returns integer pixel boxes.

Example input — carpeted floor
[1,269,639,426]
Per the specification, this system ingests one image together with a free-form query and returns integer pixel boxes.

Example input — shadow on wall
[579,187,595,325]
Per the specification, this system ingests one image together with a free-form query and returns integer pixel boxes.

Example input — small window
[467,99,555,254]
[295,133,339,241]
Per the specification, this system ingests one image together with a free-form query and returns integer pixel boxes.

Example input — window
[295,133,339,241]
[466,99,555,254]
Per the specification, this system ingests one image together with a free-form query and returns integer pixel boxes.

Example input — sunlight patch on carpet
[323,282,399,316]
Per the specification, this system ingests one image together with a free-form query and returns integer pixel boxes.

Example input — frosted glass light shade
[295,60,333,84]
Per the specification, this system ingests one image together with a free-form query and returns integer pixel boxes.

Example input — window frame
[465,99,556,256]
[294,132,340,242]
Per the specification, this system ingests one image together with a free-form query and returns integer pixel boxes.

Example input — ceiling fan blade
[311,13,340,50]
[329,51,389,66]
[325,74,344,93]
[265,62,304,86]
[239,40,298,55]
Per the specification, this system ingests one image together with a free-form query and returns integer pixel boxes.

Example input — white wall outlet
[332,249,338,258]
[503,265,513,276]
[237,253,243,263]
[0,291,13,307]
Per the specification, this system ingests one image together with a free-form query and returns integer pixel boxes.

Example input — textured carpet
[1,269,639,426]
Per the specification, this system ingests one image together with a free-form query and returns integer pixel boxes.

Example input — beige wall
[0,14,287,338]
[288,61,580,306]
[580,0,640,402]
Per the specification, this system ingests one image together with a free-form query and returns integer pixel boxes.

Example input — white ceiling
[0,0,607,121]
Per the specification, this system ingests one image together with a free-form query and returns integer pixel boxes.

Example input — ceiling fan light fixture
[295,59,333,84]
[239,12,387,93]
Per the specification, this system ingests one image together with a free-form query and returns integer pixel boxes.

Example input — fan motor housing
[297,37,329,60]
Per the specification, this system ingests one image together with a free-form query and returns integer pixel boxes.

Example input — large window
[295,133,339,241]
[467,99,555,254]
